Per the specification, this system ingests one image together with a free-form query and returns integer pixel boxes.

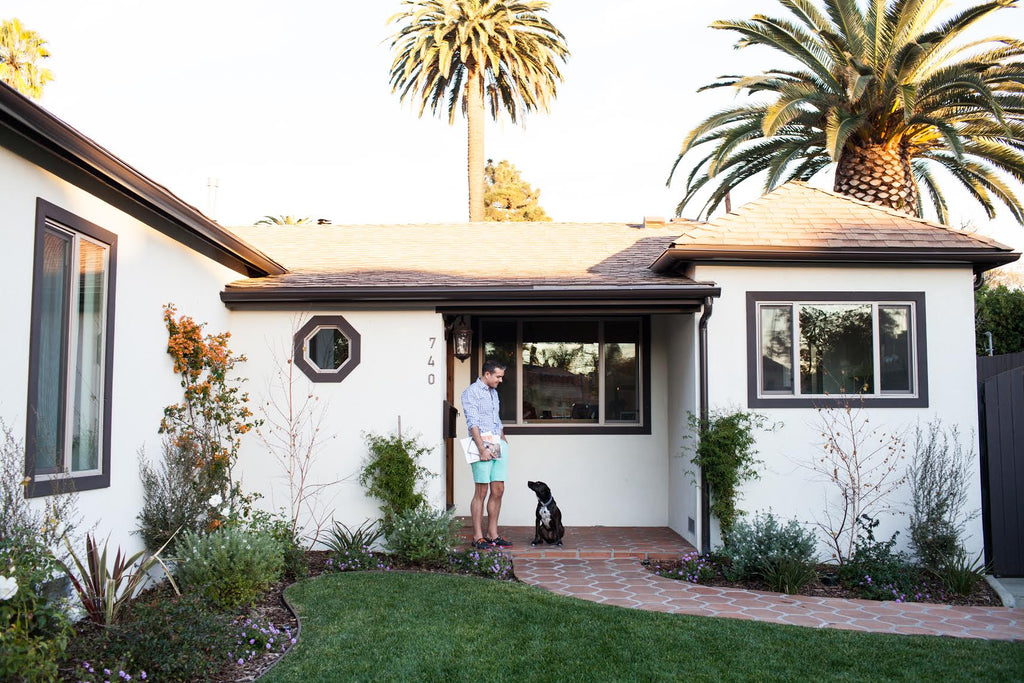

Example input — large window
[747,292,927,408]
[26,200,116,497]
[478,318,649,433]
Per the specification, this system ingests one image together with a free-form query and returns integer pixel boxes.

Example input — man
[461,359,512,550]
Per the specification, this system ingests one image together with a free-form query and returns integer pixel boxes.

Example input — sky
[6,0,1024,253]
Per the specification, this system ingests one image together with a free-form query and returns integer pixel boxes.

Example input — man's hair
[482,359,506,375]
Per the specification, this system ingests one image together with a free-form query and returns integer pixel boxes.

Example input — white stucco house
[2,81,1018,559]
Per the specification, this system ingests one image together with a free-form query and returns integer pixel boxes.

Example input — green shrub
[324,519,387,571]
[721,511,817,582]
[763,556,818,594]
[839,516,921,600]
[359,431,434,530]
[686,410,774,538]
[934,548,987,596]
[230,508,309,581]
[136,438,208,552]
[0,524,73,681]
[386,506,462,566]
[68,591,232,682]
[907,420,975,570]
[175,528,284,610]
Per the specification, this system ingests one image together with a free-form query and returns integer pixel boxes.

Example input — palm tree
[254,215,314,226]
[389,1,569,222]
[0,18,53,99]
[669,0,1024,224]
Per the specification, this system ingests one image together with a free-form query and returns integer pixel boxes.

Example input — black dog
[527,480,564,546]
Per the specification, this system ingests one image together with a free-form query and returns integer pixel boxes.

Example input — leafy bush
[0,532,72,683]
[175,528,284,610]
[230,508,309,581]
[839,515,922,601]
[0,419,77,681]
[68,590,232,682]
[385,506,462,566]
[447,549,515,580]
[686,410,773,538]
[137,438,208,552]
[975,284,1024,354]
[359,431,434,530]
[721,512,817,583]
[907,420,976,570]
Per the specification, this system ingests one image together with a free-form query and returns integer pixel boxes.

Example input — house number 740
[427,337,436,385]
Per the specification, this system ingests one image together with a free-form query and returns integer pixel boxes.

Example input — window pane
[604,321,640,422]
[799,304,874,395]
[72,239,106,472]
[481,320,517,422]
[879,305,913,393]
[522,321,598,423]
[308,328,350,370]
[760,306,793,393]
[34,229,72,472]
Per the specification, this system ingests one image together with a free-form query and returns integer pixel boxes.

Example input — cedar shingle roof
[224,222,701,290]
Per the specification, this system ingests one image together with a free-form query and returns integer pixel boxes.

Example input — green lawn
[264,572,1024,682]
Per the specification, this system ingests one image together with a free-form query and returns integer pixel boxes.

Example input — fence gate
[979,365,1024,576]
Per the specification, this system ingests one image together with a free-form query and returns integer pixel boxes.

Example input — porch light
[452,316,472,361]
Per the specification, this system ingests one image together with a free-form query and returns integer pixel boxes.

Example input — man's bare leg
[485,481,504,539]
[471,482,489,541]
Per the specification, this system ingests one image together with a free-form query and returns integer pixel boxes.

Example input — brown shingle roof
[652,182,1018,272]
[224,221,701,290]
[672,182,1013,250]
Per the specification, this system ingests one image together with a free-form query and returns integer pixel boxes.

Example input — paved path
[513,558,1024,641]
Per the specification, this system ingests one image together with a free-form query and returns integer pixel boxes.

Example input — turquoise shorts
[471,441,509,484]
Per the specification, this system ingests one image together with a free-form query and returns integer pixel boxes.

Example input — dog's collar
[540,497,554,507]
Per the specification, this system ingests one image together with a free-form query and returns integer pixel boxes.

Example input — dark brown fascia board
[650,245,1021,274]
[220,284,722,310]
[0,84,285,277]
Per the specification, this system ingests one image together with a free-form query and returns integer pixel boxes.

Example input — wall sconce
[452,316,472,362]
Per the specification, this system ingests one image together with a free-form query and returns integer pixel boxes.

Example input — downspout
[698,296,713,555]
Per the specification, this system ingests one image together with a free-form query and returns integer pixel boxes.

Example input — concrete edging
[985,575,1017,608]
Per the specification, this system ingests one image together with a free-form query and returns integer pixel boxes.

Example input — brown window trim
[292,315,362,383]
[26,199,117,498]
[745,291,929,409]
[471,316,652,435]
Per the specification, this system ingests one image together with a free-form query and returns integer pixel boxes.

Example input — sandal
[490,535,513,547]
[472,538,492,550]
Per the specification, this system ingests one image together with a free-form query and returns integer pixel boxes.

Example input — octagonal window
[293,315,361,383]
[307,327,350,370]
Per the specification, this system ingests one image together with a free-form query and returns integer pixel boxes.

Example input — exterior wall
[0,145,240,555]
[661,313,700,547]
[451,316,676,527]
[696,263,984,559]
[227,310,448,537]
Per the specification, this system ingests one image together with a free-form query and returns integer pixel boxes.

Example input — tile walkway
[461,524,696,560]
[513,558,1024,641]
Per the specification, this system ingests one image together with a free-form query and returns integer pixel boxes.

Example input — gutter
[650,246,1020,275]
[698,296,714,555]
[220,284,723,308]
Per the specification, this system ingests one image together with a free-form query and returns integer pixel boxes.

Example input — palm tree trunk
[834,141,918,216]
[466,67,485,222]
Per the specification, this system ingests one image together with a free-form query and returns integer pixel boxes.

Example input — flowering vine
[159,304,258,526]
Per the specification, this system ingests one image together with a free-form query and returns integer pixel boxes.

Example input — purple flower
[238,658,244,665]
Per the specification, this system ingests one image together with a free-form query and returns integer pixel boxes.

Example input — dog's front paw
[556,541,563,546]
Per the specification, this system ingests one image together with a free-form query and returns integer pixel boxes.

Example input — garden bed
[643,559,1003,607]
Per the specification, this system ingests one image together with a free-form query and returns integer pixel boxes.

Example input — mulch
[642,560,1004,607]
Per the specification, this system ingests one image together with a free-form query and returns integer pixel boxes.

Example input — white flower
[209,494,224,507]
[0,575,18,601]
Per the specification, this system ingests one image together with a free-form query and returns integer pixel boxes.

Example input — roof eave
[651,246,1021,274]
[0,84,286,277]
[220,284,722,310]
